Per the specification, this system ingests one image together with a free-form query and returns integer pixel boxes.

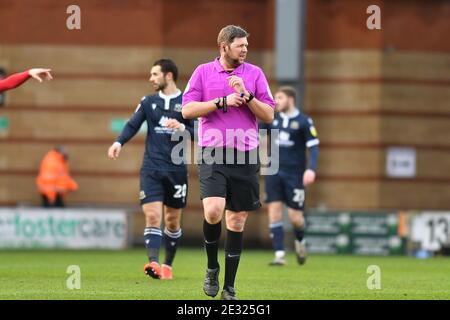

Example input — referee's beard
[224,52,244,69]
[231,59,241,68]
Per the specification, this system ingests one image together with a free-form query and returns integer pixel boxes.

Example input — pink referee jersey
[182,57,275,151]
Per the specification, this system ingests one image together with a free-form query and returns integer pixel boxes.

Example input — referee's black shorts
[198,148,261,212]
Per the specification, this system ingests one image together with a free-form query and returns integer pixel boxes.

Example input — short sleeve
[255,68,275,108]
[182,65,203,106]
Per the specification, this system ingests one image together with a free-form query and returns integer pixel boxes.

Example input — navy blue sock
[144,227,162,263]
[163,228,182,266]
[269,222,284,251]
[293,227,305,242]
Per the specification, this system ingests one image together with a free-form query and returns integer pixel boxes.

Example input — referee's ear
[219,42,226,54]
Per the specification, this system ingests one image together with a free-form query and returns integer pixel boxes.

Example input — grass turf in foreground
[0,248,449,300]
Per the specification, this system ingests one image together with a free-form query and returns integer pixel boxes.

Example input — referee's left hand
[303,169,316,186]
[227,75,246,94]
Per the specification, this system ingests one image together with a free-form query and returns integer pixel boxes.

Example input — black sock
[203,220,221,269]
[224,229,243,290]
[163,228,182,266]
[144,227,162,263]
[294,227,305,242]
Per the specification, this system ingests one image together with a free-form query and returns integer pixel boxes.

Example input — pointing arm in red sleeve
[0,70,31,92]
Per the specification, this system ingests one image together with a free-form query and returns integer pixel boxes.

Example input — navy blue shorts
[264,171,305,210]
[140,170,188,209]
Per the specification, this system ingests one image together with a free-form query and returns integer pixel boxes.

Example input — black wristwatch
[214,97,223,109]
[245,91,254,103]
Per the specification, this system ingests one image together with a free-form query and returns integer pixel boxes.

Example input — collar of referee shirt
[213,57,244,75]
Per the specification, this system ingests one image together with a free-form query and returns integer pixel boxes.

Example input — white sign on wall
[0,208,129,249]
[386,147,416,178]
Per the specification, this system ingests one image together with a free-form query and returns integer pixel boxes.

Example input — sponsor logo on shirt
[275,130,294,147]
[156,116,175,134]
[159,116,169,127]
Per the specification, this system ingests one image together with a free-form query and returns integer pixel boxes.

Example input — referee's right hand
[226,93,246,107]
[108,142,122,160]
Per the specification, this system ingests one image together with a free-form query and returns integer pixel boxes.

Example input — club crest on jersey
[152,103,157,110]
[174,104,182,112]
[290,121,299,129]
[273,120,279,127]
[139,191,146,200]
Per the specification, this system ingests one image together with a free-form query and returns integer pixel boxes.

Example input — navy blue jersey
[116,90,194,172]
[261,109,319,173]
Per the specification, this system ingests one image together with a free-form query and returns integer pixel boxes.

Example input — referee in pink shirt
[182,25,274,300]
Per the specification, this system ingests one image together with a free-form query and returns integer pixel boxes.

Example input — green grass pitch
[0,248,449,300]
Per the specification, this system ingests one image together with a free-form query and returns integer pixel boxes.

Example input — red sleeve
[0,70,31,92]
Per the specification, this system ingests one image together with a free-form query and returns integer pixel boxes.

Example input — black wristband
[223,96,227,113]
[214,97,223,109]
[245,91,254,103]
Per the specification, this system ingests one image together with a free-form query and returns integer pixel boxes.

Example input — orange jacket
[36,150,78,202]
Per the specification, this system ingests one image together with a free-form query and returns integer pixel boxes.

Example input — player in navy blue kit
[262,86,319,266]
[108,59,194,280]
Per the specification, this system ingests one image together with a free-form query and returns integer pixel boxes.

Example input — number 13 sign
[411,212,450,251]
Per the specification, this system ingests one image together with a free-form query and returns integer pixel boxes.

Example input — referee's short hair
[277,86,296,103]
[153,59,178,82]
[217,25,249,47]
